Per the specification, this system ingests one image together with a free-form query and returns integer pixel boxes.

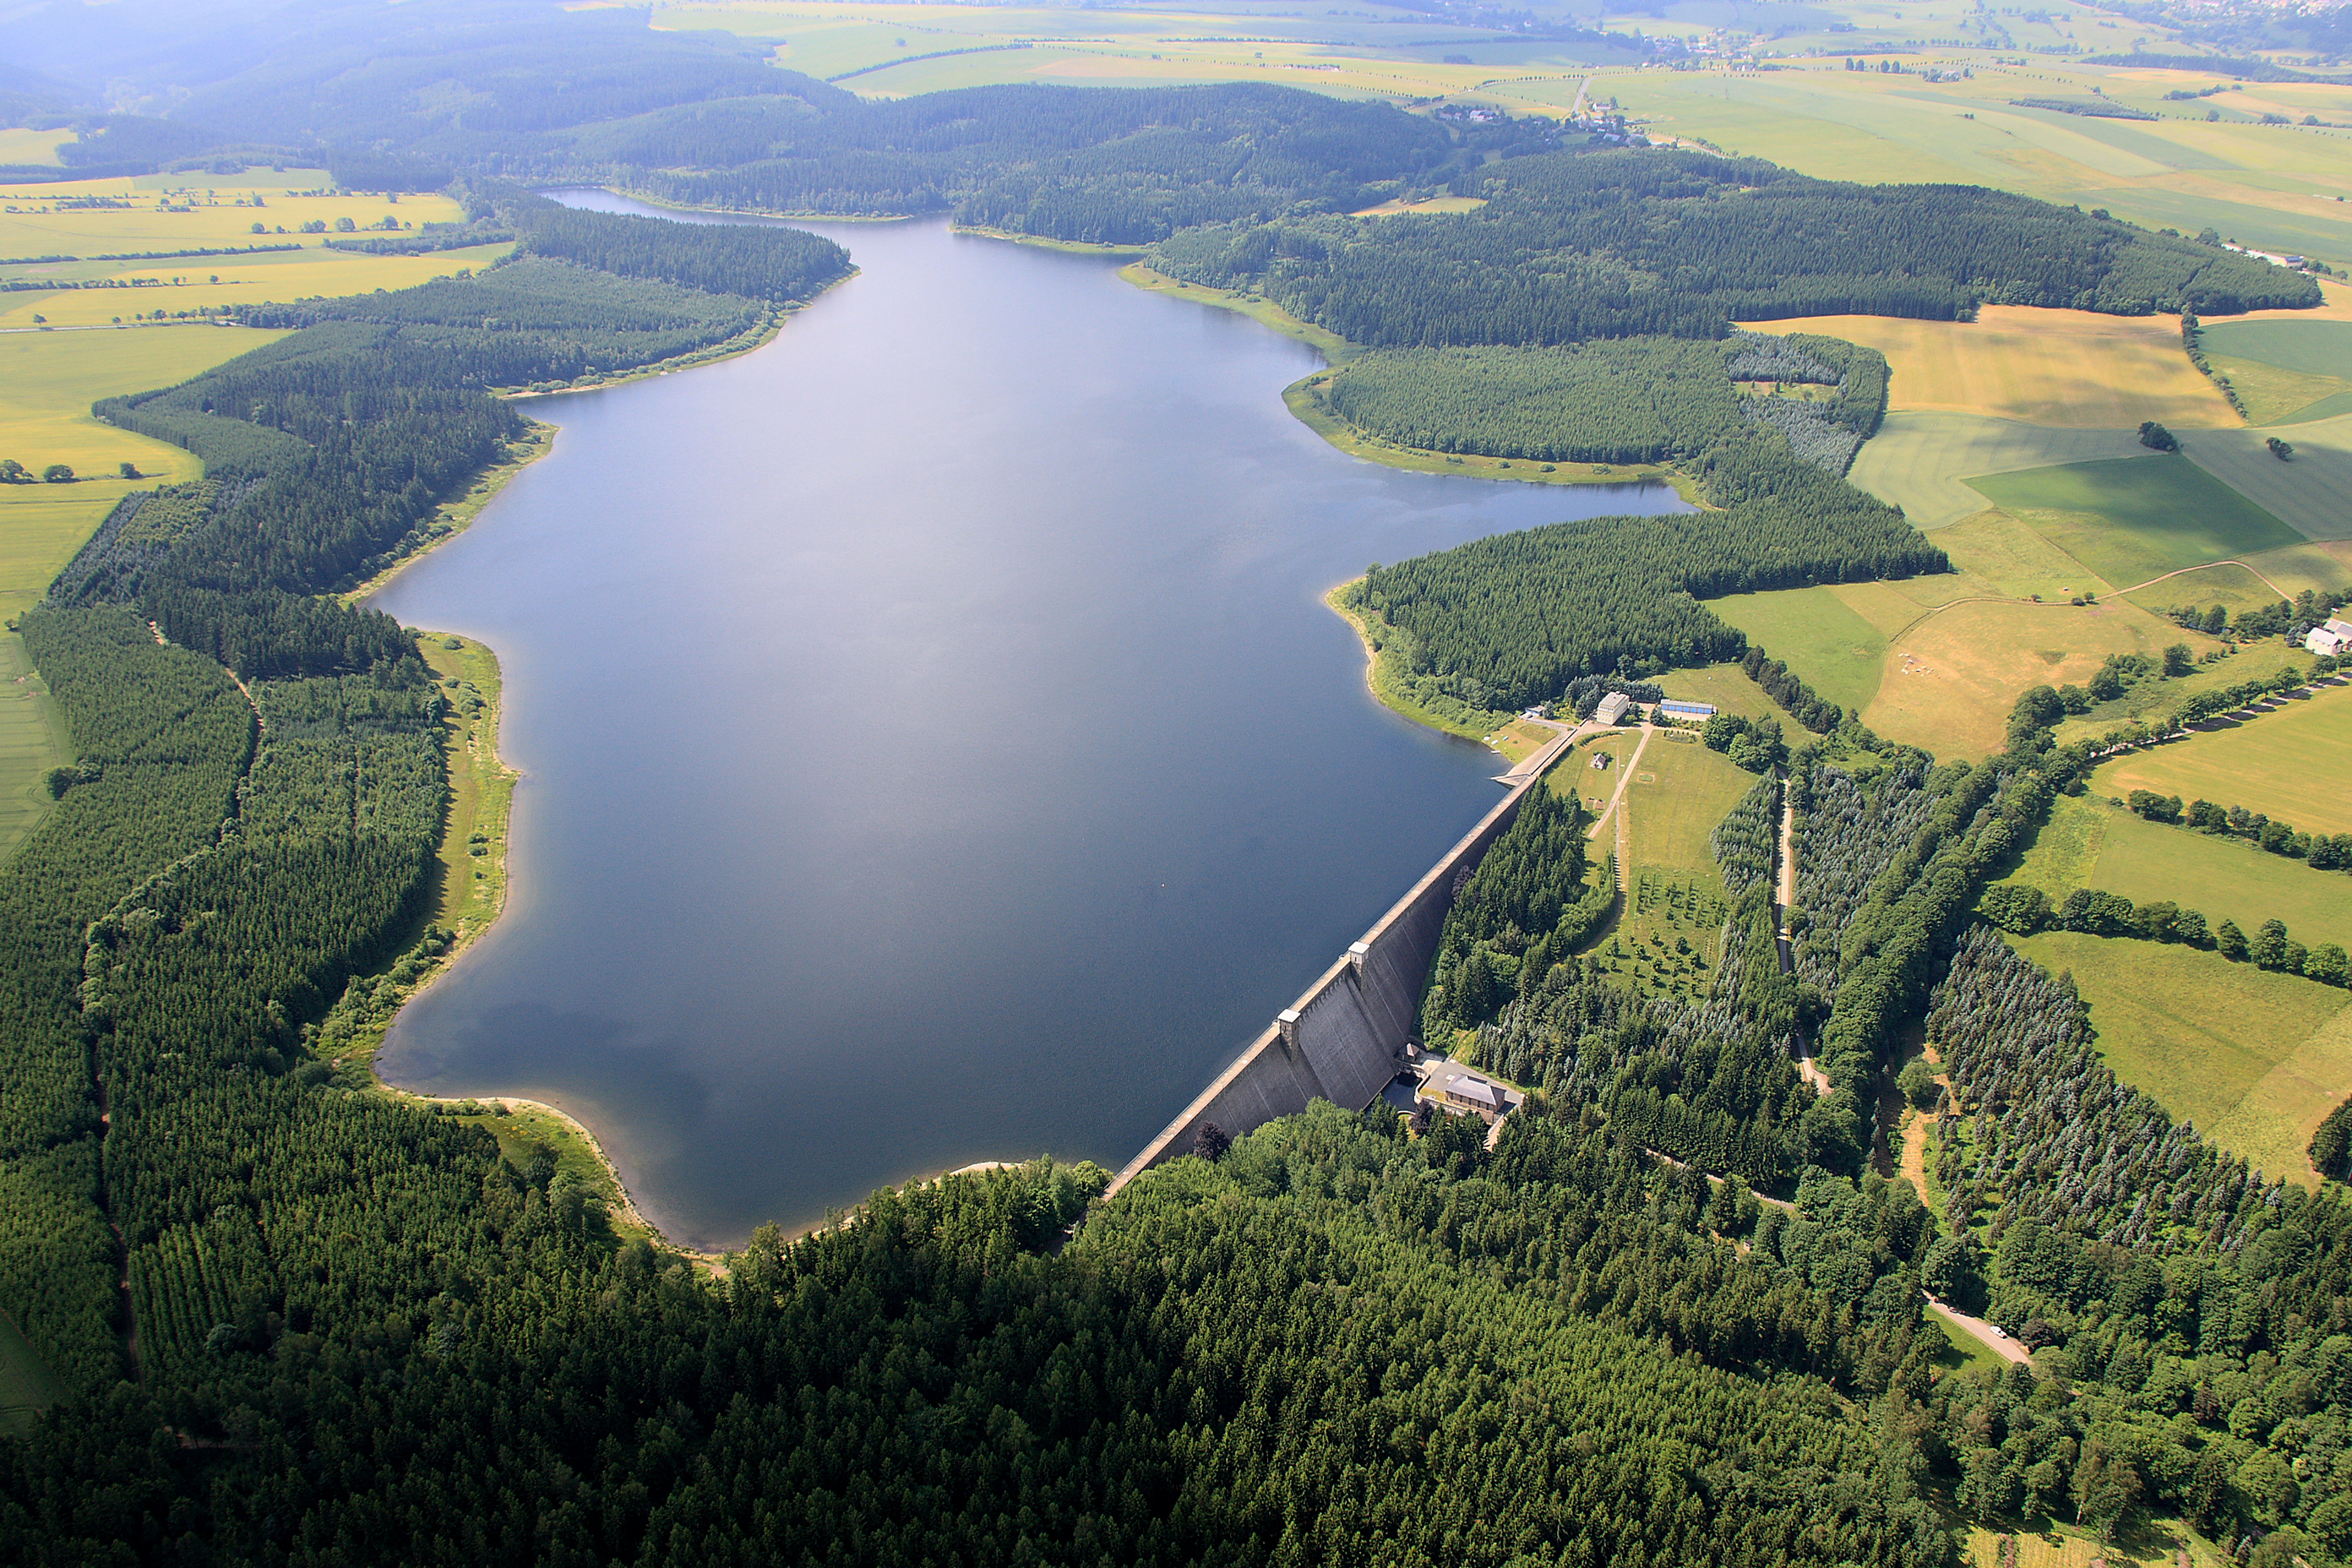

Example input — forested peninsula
[2,19,2349,1565]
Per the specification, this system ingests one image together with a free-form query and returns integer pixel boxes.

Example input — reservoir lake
[373,195,1690,1248]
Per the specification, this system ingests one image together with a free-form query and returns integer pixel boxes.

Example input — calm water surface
[373,197,1690,1247]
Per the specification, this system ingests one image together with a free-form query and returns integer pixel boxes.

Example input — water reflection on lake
[372,199,1690,1247]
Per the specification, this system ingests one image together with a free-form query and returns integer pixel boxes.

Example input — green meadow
[2184,411,2352,543]
[1848,412,2154,531]
[2091,683,2352,836]
[2009,930,2352,1186]
[2003,792,2352,953]
[1707,586,1890,717]
[1968,455,2306,585]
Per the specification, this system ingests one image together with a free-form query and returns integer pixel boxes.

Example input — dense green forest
[1150,150,2315,342]
[1317,330,1891,476]
[8,14,2352,1560]
[1321,338,1746,466]
[1923,928,2352,1551]
[1342,444,1944,712]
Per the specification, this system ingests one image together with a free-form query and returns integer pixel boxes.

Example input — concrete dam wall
[1106,727,1576,1195]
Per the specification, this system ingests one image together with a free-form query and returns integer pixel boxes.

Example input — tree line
[1979,880,2349,985]
[2122,787,2352,874]
[1923,928,2352,1557]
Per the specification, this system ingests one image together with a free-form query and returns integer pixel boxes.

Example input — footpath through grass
[1586,733,1755,1001]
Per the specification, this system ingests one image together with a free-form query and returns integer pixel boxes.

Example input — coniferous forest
[4,8,2351,1564]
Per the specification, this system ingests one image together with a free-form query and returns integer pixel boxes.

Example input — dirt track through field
[1584,724,1653,895]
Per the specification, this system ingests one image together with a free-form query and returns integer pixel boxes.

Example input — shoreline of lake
[363,200,1689,1248]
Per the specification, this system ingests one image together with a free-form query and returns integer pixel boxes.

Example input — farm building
[1657,700,1717,721]
[1593,691,1632,724]
[2306,618,2352,656]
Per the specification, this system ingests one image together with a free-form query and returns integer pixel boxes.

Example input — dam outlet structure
[1106,724,1578,1195]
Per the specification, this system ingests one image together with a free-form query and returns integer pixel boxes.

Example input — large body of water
[373,195,1689,1248]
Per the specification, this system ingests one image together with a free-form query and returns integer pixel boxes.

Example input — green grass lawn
[2204,353,2352,427]
[1627,734,1757,879]
[1923,1304,2008,1380]
[1968,455,2306,587]
[2008,930,2352,1186]
[1585,735,1756,1000]
[2198,318,2352,422]
[2002,792,2352,952]
[1848,412,2154,531]
[2090,681,2352,836]
[1654,662,1811,731]
[1707,585,1891,717]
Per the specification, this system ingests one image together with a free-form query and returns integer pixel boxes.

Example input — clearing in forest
[1586,738,1754,1001]
[1967,455,2305,585]
[1963,1512,2230,1568]
[1739,306,2241,428]
[2090,682,2352,837]
[0,1308,66,1438]
[2009,930,2352,1188]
